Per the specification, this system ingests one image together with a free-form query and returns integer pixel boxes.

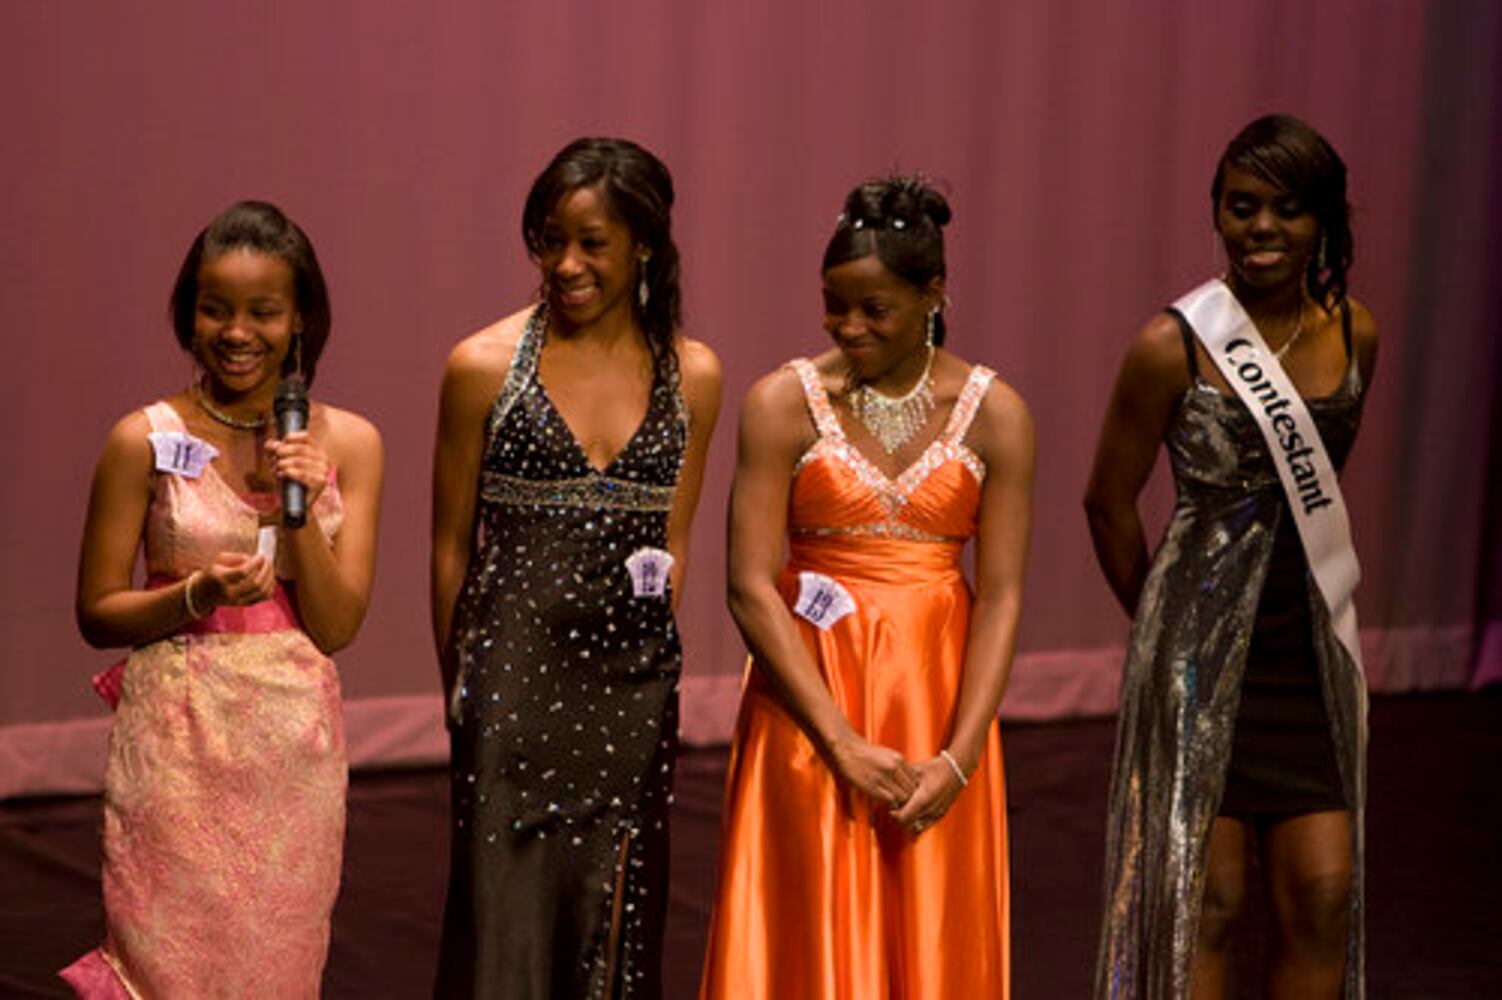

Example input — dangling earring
[925,309,937,347]
[1316,233,1329,273]
[637,252,652,310]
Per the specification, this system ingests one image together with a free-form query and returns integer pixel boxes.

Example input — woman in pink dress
[61,201,384,998]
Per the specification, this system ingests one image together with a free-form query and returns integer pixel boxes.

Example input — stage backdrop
[3,1,1499,797]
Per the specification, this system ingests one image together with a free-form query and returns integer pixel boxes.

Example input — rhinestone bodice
[786,357,994,548]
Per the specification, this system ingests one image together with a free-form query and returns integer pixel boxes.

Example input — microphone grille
[274,376,308,415]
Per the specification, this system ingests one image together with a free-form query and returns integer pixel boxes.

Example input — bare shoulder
[101,408,154,461]
[675,335,724,398]
[1101,310,1196,403]
[1344,295,1377,345]
[89,407,156,491]
[1343,295,1379,384]
[446,307,534,380]
[738,362,816,466]
[677,335,722,379]
[742,362,808,422]
[976,373,1032,434]
[1133,311,1194,373]
[442,307,537,418]
[970,370,1035,468]
[315,402,384,457]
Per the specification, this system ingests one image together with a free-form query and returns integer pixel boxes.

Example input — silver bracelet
[183,571,209,620]
[939,748,968,788]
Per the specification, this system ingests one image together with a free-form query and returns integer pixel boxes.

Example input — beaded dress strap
[143,400,187,434]
[484,305,548,454]
[788,358,844,440]
[664,348,691,435]
[941,365,995,446]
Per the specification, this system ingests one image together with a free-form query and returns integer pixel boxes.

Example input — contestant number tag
[793,572,856,630]
[148,431,218,479]
[625,547,674,598]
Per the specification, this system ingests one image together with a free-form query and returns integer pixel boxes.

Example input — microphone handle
[279,411,308,530]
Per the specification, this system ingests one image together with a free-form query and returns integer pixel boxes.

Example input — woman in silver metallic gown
[1084,115,1379,998]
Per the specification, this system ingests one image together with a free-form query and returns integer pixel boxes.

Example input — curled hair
[822,176,952,344]
[522,137,681,378]
[1212,114,1353,307]
[170,200,332,385]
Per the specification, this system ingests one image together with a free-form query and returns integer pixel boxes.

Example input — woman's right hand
[195,552,277,612]
[829,734,921,810]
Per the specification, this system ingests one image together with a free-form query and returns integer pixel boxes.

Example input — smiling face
[1215,165,1320,296]
[822,253,938,384]
[537,184,640,329]
[191,249,299,397]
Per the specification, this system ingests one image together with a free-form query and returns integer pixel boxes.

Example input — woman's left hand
[266,430,330,511]
[890,755,966,835]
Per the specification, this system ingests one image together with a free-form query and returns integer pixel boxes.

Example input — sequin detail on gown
[700,358,1011,1000]
[1095,304,1368,999]
[436,305,687,1000]
[60,401,347,999]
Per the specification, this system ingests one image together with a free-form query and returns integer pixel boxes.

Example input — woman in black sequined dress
[430,138,721,999]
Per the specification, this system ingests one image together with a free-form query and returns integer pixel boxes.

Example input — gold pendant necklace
[1271,302,1306,361]
[192,381,267,431]
[850,345,936,454]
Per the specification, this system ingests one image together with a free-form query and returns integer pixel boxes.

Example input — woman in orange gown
[700,177,1035,999]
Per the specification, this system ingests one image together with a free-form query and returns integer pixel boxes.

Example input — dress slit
[602,828,635,998]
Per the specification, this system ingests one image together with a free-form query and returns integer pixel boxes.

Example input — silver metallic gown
[1095,327,1368,999]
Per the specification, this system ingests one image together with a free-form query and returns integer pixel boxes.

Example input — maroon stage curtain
[2,0,1498,795]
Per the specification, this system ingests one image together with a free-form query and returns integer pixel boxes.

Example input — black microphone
[273,377,309,529]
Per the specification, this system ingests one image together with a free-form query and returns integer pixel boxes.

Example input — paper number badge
[148,431,219,479]
[625,547,675,598]
[793,571,857,630]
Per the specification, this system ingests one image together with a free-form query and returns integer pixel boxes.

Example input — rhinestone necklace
[192,381,267,431]
[850,345,936,454]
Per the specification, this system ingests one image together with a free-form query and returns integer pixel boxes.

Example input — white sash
[1173,278,1363,671]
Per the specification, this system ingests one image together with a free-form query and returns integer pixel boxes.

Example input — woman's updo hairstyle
[822,176,952,345]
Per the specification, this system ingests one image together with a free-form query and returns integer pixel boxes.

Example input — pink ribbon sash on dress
[90,576,302,709]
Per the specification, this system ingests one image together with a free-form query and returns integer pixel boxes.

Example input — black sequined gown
[436,306,686,1000]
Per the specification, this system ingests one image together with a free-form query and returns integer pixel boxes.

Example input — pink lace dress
[61,401,348,999]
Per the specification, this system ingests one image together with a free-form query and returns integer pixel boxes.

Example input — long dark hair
[522,137,682,378]
[822,176,952,345]
[1212,114,1353,307]
[170,200,331,385]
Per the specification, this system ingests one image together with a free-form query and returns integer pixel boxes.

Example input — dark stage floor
[3,693,1499,997]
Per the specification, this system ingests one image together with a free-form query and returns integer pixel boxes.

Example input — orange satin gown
[700,359,1010,1000]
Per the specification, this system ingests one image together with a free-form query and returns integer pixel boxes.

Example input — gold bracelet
[939,748,969,788]
[183,571,209,620]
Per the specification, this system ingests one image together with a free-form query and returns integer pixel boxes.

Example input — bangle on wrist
[939,748,969,788]
[183,571,209,620]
